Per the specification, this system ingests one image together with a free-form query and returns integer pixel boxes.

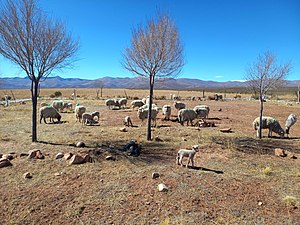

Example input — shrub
[54,91,62,98]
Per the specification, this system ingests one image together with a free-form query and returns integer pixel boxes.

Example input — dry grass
[0,88,300,224]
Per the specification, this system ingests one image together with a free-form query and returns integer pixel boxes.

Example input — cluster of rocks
[151,172,169,192]
[274,148,297,159]
[56,152,94,165]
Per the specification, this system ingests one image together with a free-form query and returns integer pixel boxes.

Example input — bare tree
[122,14,184,140]
[245,51,291,139]
[0,0,79,142]
[95,79,104,99]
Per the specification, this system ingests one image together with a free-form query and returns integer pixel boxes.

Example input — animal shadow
[188,165,224,174]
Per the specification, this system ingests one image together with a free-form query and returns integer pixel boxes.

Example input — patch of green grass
[261,166,272,176]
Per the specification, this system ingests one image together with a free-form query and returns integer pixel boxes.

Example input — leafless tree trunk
[95,80,104,99]
[245,51,291,139]
[122,14,184,140]
[0,0,79,142]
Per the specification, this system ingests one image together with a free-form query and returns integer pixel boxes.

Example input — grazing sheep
[285,114,297,137]
[131,100,144,109]
[75,105,86,122]
[123,116,133,127]
[82,111,100,125]
[39,106,61,124]
[177,145,199,167]
[162,105,171,120]
[137,107,158,127]
[178,108,197,126]
[118,98,128,109]
[194,105,209,119]
[253,116,285,138]
[64,102,73,111]
[52,100,65,112]
[174,101,186,111]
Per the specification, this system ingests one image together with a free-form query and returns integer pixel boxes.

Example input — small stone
[28,149,40,159]
[76,142,85,148]
[120,127,128,132]
[36,151,45,159]
[154,136,163,142]
[64,153,73,160]
[1,154,14,160]
[274,148,287,157]
[182,137,187,141]
[106,155,115,161]
[83,154,94,163]
[258,201,263,206]
[69,155,85,165]
[54,172,62,176]
[152,172,160,179]
[0,158,12,168]
[55,152,64,159]
[220,128,232,133]
[23,172,32,179]
[158,183,168,192]
[218,108,222,112]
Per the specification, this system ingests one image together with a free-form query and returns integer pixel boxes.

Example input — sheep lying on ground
[162,105,171,120]
[285,113,297,137]
[82,111,100,125]
[75,105,86,122]
[193,105,209,119]
[131,100,144,109]
[39,106,61,124]
[253,116,285,138]
[177,145,199,168]
[178,108,197,126]
[137,107,158,127]
[123,116,133,127]
[174,101,186,111]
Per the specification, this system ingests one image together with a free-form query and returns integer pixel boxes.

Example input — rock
[158,183,168,192]
[154,136,163,142]
[54,172,63,176]
[83,154,94,163]
[28,149,44,159]
[120,127,128,132]
[23,172,32,179]
[2,154,14,160]
[0,158,12,168]
[258,201,263,206]
[218,108,222,112]
[182,137,187,141]
[69,155,85,165]
[286,151,297,159]
[274,148,287,157]
[55,152,64,159]
[76,142,85,148]
[152,172,160,179]
[220,128,232,133]
[64,153,73,160]
[105,155,115,161]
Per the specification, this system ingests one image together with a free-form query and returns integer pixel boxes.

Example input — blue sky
[0,0,299,81]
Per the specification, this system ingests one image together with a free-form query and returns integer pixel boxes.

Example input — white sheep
[177,145,199,167]
[285,113,297,137]
[52,100,65,112]
[75,105,86,122]
[118,98,127,109]
[130,100,144,109]
[64,102,73,111]
[105,99,119,109]
[82,111,100,125]
[39,106,61,124]
[162,105,171,120]
[174,101,186,111]
[137,107,158,127]
[193,105,209,119]
[123,116,133,127]
[178,108,197,126]
[253,116,285,138]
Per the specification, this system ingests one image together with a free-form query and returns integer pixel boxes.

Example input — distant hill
[0,76,299,90]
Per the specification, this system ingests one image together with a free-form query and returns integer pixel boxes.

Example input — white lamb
[177,145,199,168]
[123,116,133,127]
[162,105,171,120]
[253,116,285,138]
[82,111,100,125]
[75,105,86,122]
[285,113,297,137]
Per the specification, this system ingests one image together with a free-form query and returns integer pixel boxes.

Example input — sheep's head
[192,145,199,151]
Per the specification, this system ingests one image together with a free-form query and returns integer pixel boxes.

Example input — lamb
[123,116,133,127]
[75,105,86,122]
[174,101,186,111]
[162,105,171,120]
[178,108,197,126]
[252,116,285,138]
[193,105,209,119]
[39,106,61,124]
[137,107,158,127]
[118,98,127,109]
[82,111,100,125]
[130,100,144,109]
[285,113,297,137]
[177,145,199,168]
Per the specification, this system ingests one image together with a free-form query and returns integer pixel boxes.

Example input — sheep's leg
[40,116,42,124]
[129,120,133,127]
[44,117,47,124]
[187,157,190,168]
[191,157,194,167]
[268,129,272,138]
[179,156,184,166]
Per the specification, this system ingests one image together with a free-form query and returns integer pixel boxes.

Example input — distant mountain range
[0,76,299,89]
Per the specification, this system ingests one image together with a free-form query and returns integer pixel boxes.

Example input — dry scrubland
[0,88,300,224]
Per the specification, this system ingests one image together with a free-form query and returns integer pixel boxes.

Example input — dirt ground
[0,92,300,224]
